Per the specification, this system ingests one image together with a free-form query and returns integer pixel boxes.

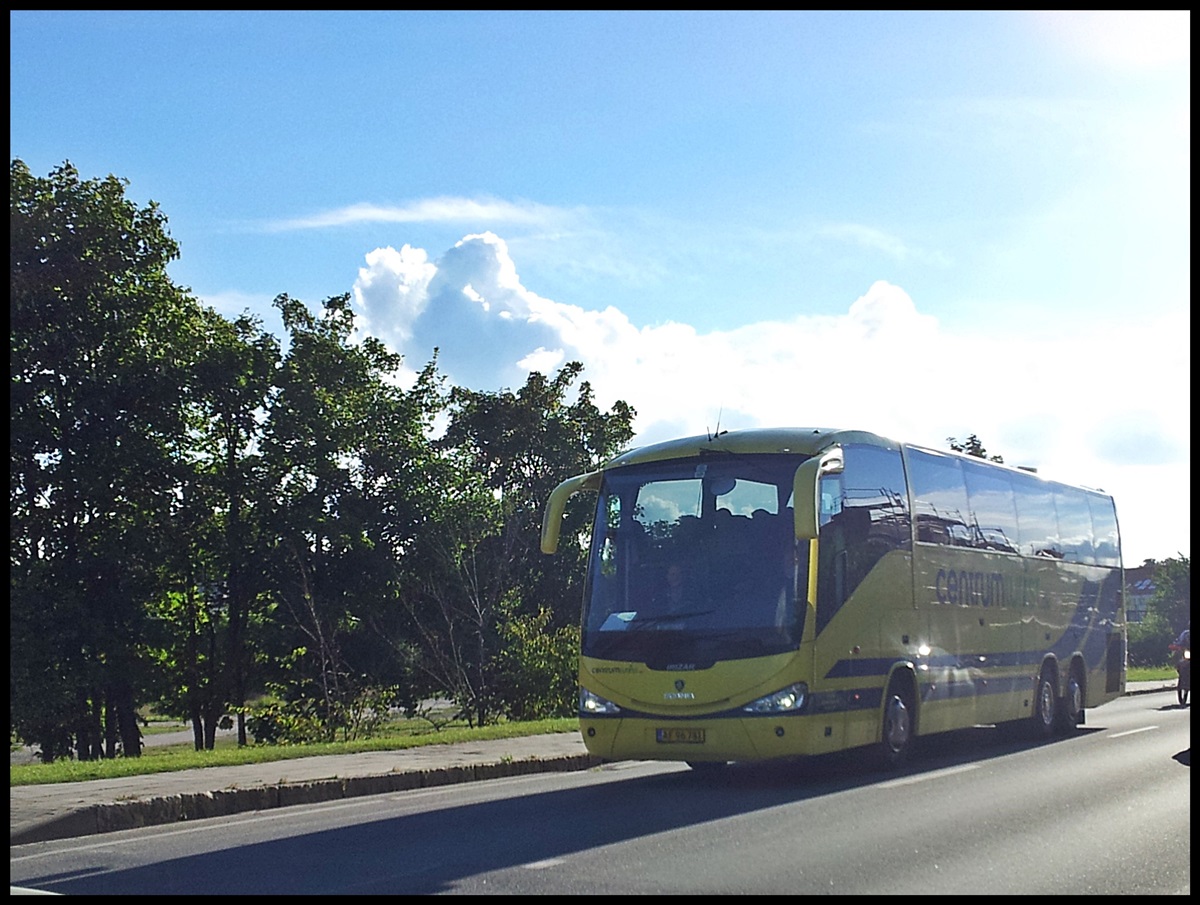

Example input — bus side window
[962,459,1018,554]
[1012,472,1062,559]
[1088,493,1121,569]
[907,446,970,547]
[1055,487,1096,566]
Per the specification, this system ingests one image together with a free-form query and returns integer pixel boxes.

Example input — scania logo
[663,678,695,700]
[662,678,694,700]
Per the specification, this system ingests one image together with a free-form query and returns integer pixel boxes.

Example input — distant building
[1124,562,1157,623]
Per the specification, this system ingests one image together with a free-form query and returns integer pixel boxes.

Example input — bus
[540,428,1125,769]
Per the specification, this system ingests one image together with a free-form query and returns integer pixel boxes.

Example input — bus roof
[604,427,898,469]
[602,427,1112,499]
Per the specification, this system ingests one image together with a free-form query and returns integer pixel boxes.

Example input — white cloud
[265,197,576,232]
[352,244,436,343]
[517,346,566,374]
[351,232,1188,565]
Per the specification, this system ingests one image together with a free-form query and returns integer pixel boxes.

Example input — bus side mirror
[541,472,600,554]
[793,457,822,540]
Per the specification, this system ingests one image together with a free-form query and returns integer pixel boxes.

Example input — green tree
[149,310,282,749]
[1119,557,1188,666]
[11,157,640,754]
[1150,555,1190,637]
[947,434,1004,463]
[441,362,634,626]
[256,293,442,739]
[11,159,209,759]
[402,362,634,725]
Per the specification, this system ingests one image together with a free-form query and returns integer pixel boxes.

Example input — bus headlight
[742,682,809,714]
[580,687,622,715]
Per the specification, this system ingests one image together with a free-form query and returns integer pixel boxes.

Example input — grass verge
[11,717,578,787]
[1126,665,1176,682]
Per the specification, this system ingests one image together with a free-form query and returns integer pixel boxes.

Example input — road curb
[1125,683,1177,695]
[10,753,605,847]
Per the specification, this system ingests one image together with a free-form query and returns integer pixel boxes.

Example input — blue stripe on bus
[585,574,1124,723]
[824,573,1122,683]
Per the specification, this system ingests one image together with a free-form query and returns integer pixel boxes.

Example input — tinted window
[1054,486,1095,565]
[906,447,970,546]
[962,459,1018,554]
[843,444,911,550]
[1088,493,1121,568]
[1011,471,1062,559]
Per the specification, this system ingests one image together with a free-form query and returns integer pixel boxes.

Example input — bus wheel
[1056,665,1084,734]
[1032,668,1057,740]
[877,680,915,769]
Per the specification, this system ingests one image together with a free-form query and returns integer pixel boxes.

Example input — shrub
[495,598,579,721]
[1127,612,1173,668]
[241,684,401,745]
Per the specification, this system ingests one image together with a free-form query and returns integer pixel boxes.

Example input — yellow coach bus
[541,428,1126,770]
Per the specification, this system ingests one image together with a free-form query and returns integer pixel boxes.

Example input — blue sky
[10,11,1189,565]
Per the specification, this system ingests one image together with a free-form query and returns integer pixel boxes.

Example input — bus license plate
[656,728,705,744]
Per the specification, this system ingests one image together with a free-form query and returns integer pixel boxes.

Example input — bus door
[812,444,913,749]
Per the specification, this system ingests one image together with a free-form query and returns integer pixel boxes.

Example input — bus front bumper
[580,712,849,763]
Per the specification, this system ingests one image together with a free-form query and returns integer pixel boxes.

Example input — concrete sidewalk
[10,681,1178,847]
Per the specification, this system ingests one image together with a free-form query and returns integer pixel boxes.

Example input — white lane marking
[521,858,565,870]
[1109,726,1158,738]
[874,763,978,789]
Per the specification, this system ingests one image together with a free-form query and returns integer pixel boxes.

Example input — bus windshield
[582,453,810,667]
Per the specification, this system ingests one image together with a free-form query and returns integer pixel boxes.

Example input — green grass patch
[1127,665,1176,682]
[11,717,578,787]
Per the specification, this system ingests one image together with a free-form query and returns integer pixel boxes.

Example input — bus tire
[1056,663,1084,734]
[1032,667,1057,740]
[876,677,916,769]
